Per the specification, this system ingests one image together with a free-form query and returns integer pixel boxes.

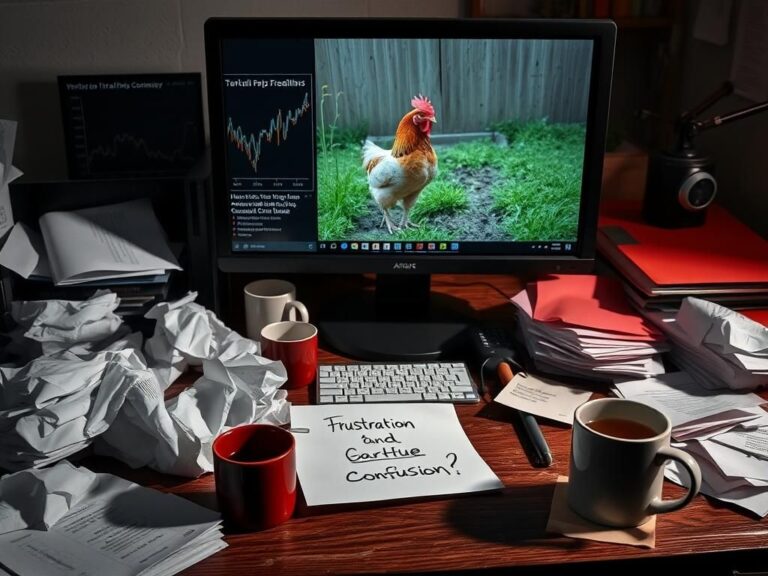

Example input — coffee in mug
[568,398,702,528]
[585,417,656,440]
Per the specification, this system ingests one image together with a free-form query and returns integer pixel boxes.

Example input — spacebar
[364,394,423,402]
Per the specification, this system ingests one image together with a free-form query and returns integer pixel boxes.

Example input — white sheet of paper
[699,438,768,481]
[39,198,181,286]
[494,373,592,425]
[614,372,765,429]
[666,445,768,517]
[0,461,97,535]
[290,403,503,506]
[0,120,23,237]
[712,427,768,459]
[0,471,225,576]
[0,222,51,278]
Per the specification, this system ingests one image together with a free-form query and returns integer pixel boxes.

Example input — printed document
[0,470,225,576]
[291,403,503,506]
[614,371,765,438]
[41,198,181,285]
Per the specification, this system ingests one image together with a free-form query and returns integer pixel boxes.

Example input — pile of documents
[0,198,181,316]
[645,297,768,391]
[0,461,226,576]
[614,372,768,517]
[511,275,668,381]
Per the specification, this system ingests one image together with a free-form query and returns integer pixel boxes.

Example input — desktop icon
[340,242,348,250]
[428,243,436,250]
[439,242,447,250]
[394,242,402,250]
[361,242,369,250]
[565,243,572,251]
[405,243,413,250]
[416,243,424,250]
[383,243,391,251]
[351,242,359,250]
[330,242,337,249]
[450,242,459,250]
[372,242,380,250]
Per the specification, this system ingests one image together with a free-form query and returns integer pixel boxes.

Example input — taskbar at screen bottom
[231,239,577,255]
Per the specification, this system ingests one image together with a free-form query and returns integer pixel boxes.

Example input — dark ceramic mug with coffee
[568,398,702,528]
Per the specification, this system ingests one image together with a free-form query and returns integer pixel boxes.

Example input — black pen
[497,361,553,467]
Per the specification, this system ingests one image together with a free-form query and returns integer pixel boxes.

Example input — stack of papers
[646,297,768,391]
[0,198,181,286]
[0,461,225,576]
[614,372,768,517]
[511,275,668,381]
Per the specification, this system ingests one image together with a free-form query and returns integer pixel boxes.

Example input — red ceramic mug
[212,424,297,531]
[260,321,318,389]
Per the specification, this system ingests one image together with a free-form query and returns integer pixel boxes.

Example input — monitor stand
[320,274,469,361]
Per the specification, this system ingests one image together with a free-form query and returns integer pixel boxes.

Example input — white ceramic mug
[567,398,702,528]
[243,279,309,341]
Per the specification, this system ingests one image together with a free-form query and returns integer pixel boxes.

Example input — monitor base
[318,274,470,361]
[320,320,468,361]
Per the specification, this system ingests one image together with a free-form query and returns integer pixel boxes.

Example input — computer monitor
[204,17,616,359]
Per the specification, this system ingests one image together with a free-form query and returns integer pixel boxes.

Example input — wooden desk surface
[84,274,768,575]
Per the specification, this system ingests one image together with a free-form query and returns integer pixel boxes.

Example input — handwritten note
[290,404,503,506]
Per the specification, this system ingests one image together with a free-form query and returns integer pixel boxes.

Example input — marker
[497,361,553,468]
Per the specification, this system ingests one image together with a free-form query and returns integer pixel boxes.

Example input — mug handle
[282,300,309,323]
[647,446,702,515]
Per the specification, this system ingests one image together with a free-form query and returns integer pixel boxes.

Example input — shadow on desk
[446,484,563,546]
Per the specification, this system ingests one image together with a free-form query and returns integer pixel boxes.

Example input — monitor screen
[205,18,615,276]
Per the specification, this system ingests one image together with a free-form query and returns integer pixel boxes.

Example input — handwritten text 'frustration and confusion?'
[323,415,461,483]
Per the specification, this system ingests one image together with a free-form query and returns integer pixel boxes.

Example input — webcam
[642,82,768,228]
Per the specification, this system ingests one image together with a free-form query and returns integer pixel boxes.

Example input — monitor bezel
[204,17,616,275]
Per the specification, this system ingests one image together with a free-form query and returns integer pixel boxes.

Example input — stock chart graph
[223,74,314,191]
[59,74,205,178]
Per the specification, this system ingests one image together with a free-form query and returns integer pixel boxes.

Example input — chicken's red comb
[411,94,435,117]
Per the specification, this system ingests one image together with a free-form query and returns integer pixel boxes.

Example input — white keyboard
[316,362,480,404]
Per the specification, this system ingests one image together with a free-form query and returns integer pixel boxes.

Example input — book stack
[510,275,668,382]
[597,202,768,311]
[0,198,181,316]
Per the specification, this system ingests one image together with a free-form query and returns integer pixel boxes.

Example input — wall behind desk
[678,0,768,240]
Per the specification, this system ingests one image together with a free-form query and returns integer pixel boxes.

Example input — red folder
[598,202,768,293]
[529,274,663,339]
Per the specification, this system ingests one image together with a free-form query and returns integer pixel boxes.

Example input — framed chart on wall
[58,73,205,179]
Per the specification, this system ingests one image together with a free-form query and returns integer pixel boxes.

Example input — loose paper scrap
[0,119,23,238]
[494,373,592,425]
[290,403,503,506]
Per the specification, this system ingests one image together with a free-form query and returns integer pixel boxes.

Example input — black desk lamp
[642,81,768,228]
